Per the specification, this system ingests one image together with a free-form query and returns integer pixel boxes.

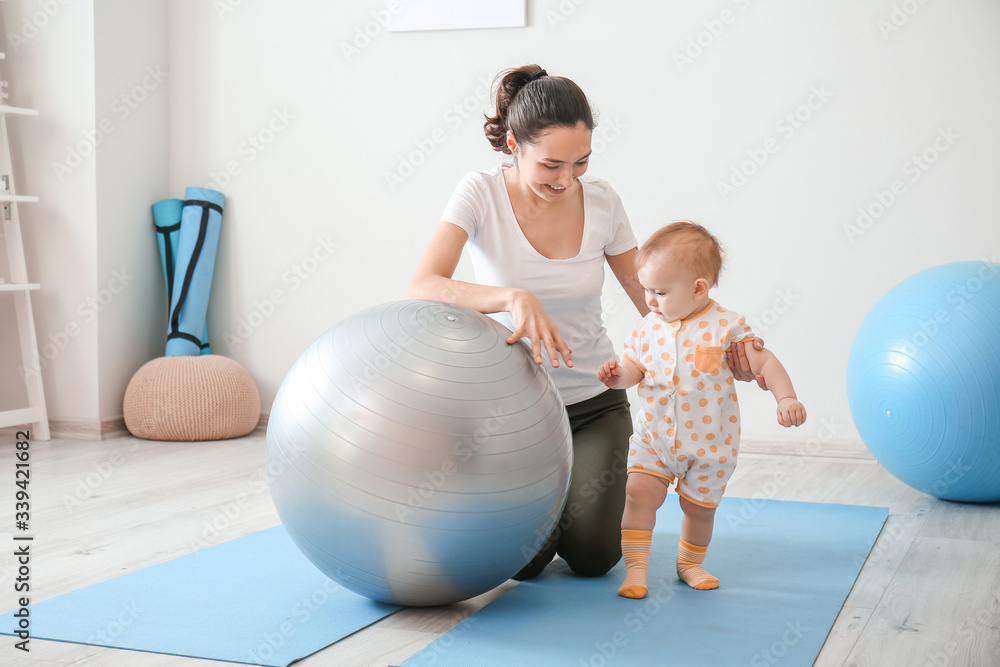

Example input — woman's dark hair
[483,64,595,154]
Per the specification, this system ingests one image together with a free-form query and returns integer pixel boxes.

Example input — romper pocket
[694,345,722,374]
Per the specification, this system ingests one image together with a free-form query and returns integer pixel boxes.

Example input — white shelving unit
[0,49,50,440]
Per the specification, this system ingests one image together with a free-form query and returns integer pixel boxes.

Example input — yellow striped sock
[618,529,652,599]
[676,538,719,590]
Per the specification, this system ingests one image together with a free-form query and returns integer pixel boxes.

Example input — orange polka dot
[645,412,654,421]
[678,389,688,396]
[725,435,733,445]
[719,319,728,326]
[726,377,734,385]
[677,454,687,462]
[659,397,668,406]
[691,370,700,378]
[705,433,715,440]
[714,384,722,392]
[719,456,727,463]
[703,498,714,505]
[709,445,717,453]
[673,375,680,385]
[697,381,705,390]
[651,432,659,440]
[717,397,724,406]
[634,463,645,470]
[656,460,667,468]
[702,415,712,424]
[717,306,725,313]
[737,318,745,325]
[704,332,713,341]
[661,352,671,361]
[685,420,694,429]
[645,355,653,363]
[698,486,711,494]
[679,324,687,332]
[682,478,690,486]
[649,369,656,377]
[699,398,709,408]
[696,448,706,456]
[647,447,657,455]
[731,447,738,456]
[666,428,675,437]
[653,323,661,330]
[658,338,665,346]
[691,433,699,441]
[683,339,693,348]
[698,475,709,482]
[699,463,710,469]
[647,395,654,404]
[641,343,649,352]
[729,415,738,423]
[630,449,637,456]
[699,321,709,329]
[686,354,695,363]
[744,326,751,332]
[640,330,646,337]
[717,470,726,478]
[681,403,690,412]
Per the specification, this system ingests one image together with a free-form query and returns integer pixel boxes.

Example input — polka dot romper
[622,300,755,508]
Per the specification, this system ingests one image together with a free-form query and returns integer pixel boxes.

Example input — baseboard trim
[740,437,875,461]
[48,417,129,441]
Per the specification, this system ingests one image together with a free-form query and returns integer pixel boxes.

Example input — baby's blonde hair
[636,221,723,286]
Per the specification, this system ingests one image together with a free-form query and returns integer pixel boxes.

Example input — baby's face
[637,256,704,322]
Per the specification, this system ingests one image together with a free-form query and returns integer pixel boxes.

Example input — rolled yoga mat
[152,198,209,354]
[399,498,889,666]
[165,188,224,357]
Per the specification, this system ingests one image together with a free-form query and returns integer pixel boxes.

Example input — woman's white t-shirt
[440,164,638,406]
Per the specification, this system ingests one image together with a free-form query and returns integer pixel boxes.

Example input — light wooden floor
[1,432,998,666]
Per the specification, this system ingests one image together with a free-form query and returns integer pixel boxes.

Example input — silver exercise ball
[265,300,573,606]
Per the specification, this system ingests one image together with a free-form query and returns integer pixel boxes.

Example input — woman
[410,64,762,579]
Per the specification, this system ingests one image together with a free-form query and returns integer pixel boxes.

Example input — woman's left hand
[728,339,767,390]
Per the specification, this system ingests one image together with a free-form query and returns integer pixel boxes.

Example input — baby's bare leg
[618,473,670,599]
[677,495,720,590]
[621,473,669,530]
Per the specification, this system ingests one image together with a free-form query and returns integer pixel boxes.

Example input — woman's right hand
[507,289,573,368]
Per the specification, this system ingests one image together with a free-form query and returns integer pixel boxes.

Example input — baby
[597,221,806,599]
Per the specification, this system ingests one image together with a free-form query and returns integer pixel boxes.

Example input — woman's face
[508,122,592,201]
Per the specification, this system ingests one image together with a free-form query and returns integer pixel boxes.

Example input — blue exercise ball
[847,262,1000,502]
[265,300,573,606]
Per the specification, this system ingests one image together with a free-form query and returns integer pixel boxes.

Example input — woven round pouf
[124,355,260,441]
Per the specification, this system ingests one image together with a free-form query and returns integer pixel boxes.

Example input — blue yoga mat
[400,498,888,666]
[166,187,224,356]
[0,526,400,666]
[153,197,210,355]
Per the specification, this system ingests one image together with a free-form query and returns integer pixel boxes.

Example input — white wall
[0,0,100,423]
[93,0,170,422]
[164,0,1000,447]
[4,1,1000,445]
[0,0,169,433]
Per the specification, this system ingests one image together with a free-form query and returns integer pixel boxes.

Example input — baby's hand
[597,359,623,388]
[777,398,807,427]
